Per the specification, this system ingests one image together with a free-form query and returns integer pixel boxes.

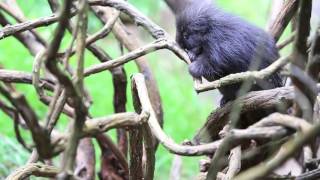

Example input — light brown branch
[195,55,290,93]
[89,0,166,38]
[268,0,299,41]
[6,163,59,180]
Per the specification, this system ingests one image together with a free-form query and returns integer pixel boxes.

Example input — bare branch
[268,0,299,41]
[0,12,75,40]
[89,0,166,38]
[195,56,290,93]
[84,39,168,76]
[6,163,59,180]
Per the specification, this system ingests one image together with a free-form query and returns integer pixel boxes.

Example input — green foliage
[217,0,271,27]
[0,0,275,179]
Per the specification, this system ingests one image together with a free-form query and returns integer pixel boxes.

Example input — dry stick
[101,7,130,159]
[290,5,314,168]
[59,0,89,178]
[81,112,146,136]
[0,69,54,90]
[194,55,291,93]
[0,12,76,40]
[46,113,145,163]
[0,1,46,45]
[46,112,146,163]
[266,0,285,31]
[0,12,45,55]
[5,163,59,180]
[277,32,296,50]
[0,2,24,23]
[224,146,241,180]
[62,25,78,72]
[206,135,233,180]
[132,76,155,180]
[86,10,120,45]
[84,39,168,76]
[0,99,31,151]
[130,74,149,180]
[27,89,74,120]
[128,80,146,180]
[128,125,144,180]
[45,87,65,132]
[290,0,312,73]
[30,68,66,160]
[290,67,318,117]
[74,0,87,98]
[230,126,290,141]
[113,67,129,158]
[112,66,129,158]
[48,112,145,153]
[251,113,312,132]
[268,0,299,42]
[0,84,52,158]
[88,0,166,39]
[32,50,46,100]
[58,9,120,58]
[306,26,320,85]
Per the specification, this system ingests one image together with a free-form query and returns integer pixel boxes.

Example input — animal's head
[175,0,214,51]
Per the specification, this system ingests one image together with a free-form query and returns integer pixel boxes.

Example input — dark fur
[175,1,283,105]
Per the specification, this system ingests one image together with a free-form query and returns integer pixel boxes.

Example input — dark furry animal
[175,0,283,105]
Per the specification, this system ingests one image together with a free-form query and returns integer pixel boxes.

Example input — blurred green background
[0,0,281,179]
